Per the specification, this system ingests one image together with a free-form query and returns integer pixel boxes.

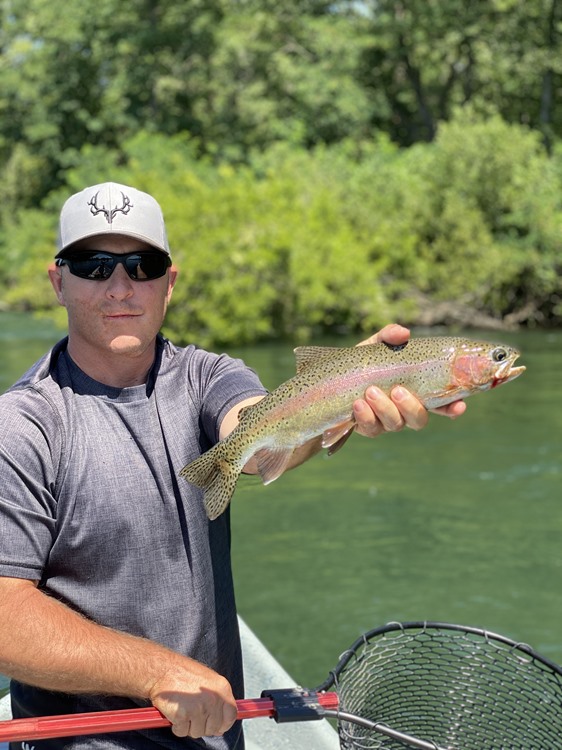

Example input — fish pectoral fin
[254,447,295,485]
[322,419,356,455]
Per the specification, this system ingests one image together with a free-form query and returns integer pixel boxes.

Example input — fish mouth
[492,357,526,388]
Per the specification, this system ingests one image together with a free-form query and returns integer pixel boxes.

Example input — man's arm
[219,324,467,474]
[0,577,237,739]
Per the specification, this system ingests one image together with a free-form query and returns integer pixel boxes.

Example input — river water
[0,313,560,698]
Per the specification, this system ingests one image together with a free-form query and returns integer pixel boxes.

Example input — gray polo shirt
[0,335,267,750]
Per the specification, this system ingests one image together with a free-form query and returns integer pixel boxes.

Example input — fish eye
[492,347,508,362]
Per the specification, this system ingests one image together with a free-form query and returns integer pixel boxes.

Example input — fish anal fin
[254,447,294,485]
[322,419,356,455]
[293,346,344,374]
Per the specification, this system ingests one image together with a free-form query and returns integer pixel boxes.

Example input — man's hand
[149,660,238,738]
[354,324,467,437]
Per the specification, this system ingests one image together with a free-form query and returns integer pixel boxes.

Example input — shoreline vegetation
[2,2,561,349]
[3,117,560,349]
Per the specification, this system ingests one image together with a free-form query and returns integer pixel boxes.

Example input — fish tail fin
[179,443,241,521]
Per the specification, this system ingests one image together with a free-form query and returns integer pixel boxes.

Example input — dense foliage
[1,0,561,345]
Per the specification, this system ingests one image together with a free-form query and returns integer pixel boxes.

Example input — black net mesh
[331,622,562,750]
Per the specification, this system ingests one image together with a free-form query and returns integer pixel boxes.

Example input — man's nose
[104,263,134,298]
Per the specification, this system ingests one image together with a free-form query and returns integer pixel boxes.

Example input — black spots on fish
[237,404,254,422]
[383,341,409,353]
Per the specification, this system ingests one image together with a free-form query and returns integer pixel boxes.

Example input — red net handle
[0,692,339,742]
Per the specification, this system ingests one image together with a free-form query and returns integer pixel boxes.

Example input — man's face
[49,235,177,362]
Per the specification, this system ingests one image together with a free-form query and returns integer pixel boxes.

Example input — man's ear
[47,262,66,306]
[167,265,178,301]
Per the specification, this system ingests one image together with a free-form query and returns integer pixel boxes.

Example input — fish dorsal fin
[294,346,342,374]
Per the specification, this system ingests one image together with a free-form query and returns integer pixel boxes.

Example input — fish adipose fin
[322,419,356,455]
[179,445,240,521]
[254,447,294,484]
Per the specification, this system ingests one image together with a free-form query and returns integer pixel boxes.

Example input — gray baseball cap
[56,182,171,257]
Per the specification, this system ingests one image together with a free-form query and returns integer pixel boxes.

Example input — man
[0,182,465,749]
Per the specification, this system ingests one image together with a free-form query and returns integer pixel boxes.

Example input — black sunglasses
[55,250,172,281]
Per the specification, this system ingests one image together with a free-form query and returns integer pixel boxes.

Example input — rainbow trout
[180,337,525,520]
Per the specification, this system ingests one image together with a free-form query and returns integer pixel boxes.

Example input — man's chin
[108,335,146,355]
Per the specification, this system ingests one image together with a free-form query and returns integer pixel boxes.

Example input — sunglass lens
[71,254,115,280]
[125,253,170,280]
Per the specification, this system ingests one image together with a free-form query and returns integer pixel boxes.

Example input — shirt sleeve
[0,388,61,579]
[188,349,268,444]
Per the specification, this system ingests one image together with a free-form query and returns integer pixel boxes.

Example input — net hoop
[316,621,562,750]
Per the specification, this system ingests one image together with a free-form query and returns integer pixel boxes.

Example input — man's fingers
[354,385,430,436]
[431,400,467,419]
[363,387,406,432]
[357,324,411,347]
[171,718,192,738]
[353,398,384,437]
[390,386,429,431]
[170,702,236,739]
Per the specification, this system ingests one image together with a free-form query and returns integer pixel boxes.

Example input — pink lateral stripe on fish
[179,336,525,520]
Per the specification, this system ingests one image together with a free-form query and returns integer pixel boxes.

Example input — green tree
[359,0,562,146]
[3,119,562,344]
[201,3,372,157]
[398,113,562,325]
[0,0,227,198]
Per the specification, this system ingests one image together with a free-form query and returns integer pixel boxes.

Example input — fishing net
[323,621,562,750]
